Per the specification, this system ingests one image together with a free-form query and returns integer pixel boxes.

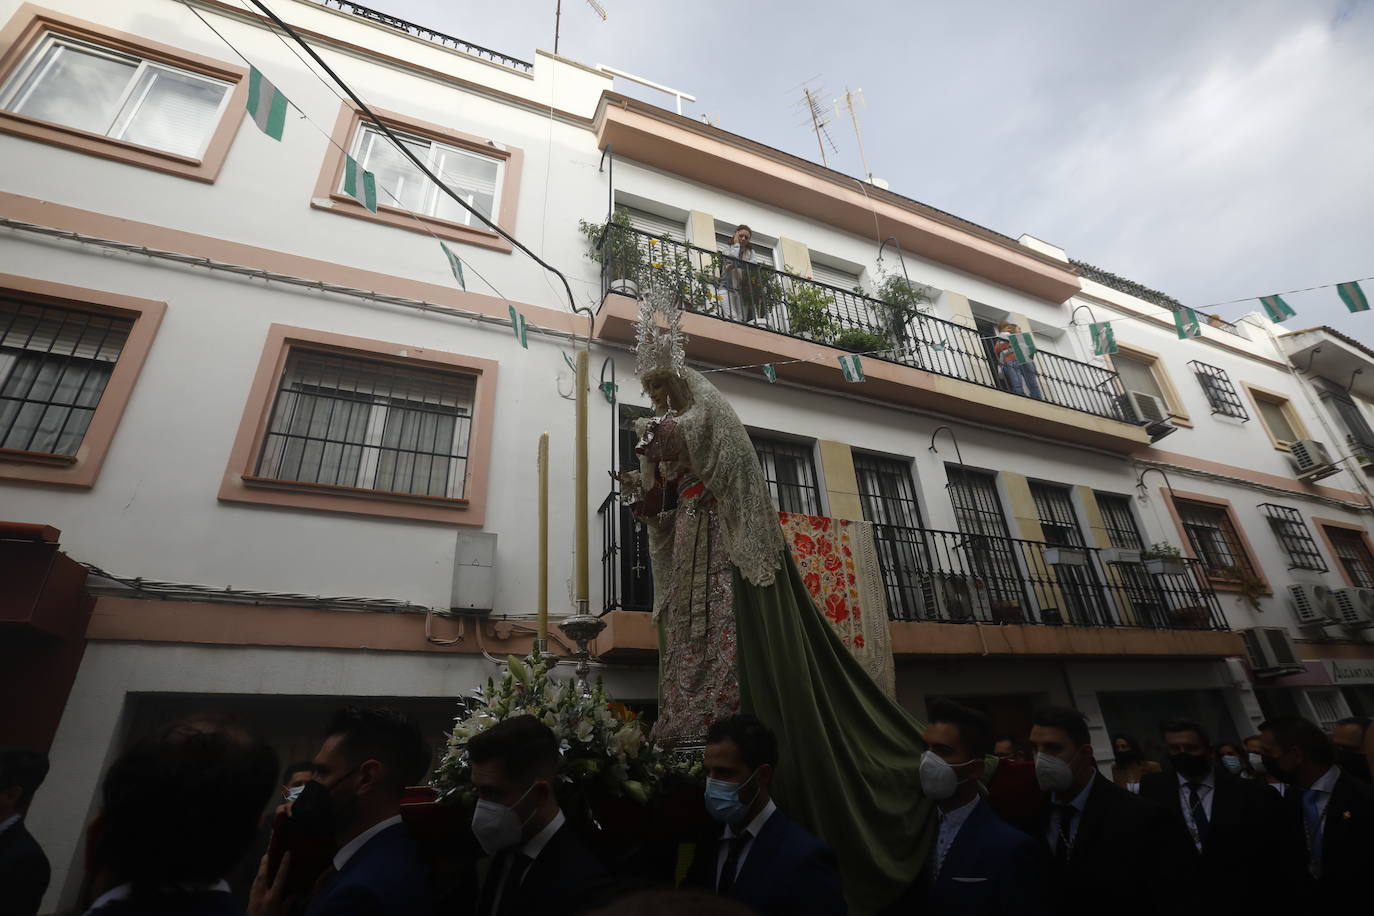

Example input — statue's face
[645,376,672,413]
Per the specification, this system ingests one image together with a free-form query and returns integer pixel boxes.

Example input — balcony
[590,223,1152,452]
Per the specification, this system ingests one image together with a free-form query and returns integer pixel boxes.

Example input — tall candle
[574,349,589,609]
[538,431,549,641]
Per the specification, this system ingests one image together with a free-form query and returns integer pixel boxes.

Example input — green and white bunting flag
[1259,294,1295,322]
[1089,321,1117,356]
[1008,332,1036,363]
[440,242,465,289]
[342,154,377,212]
[507,304,527,348]
[1174,307,1202,339]
[837,354,865,382]
[761,363,776,383]
[931,340,948,351]
[1338,281,1370,313]
[246,67,287,141]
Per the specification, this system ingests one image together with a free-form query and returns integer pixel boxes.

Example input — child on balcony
[993,321,1043,399]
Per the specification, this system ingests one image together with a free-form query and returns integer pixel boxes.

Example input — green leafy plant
[872,272,932,339]
[833,328,891,353]
[1215,565,1266,611]
[1142,542,1182,560]
[784,283,839,342]
[578,211,645,290]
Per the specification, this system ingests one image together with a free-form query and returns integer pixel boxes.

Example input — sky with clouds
[370,0,1374,341]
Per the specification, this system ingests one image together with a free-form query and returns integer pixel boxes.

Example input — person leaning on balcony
[1029,706,1194,916]
[992,322,1043,400]
[720,225,768,327]
[1108,734,1161,793]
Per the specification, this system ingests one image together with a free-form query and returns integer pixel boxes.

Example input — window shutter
[619,207,685,242]
[810,260,861,292]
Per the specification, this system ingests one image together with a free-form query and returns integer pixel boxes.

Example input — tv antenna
[795,82,838,167]
[834,87,873,182]
[554,0,607,56]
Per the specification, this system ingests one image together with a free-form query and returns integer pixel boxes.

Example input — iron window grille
[1323,527,1374,589]
[0,298,131,456]
[1188,361,1249,420]
[1258,504,1328,572]
[1174,498,1258,579]
[944,464,1026,611]
[1030,481,1113,625]
[1317,378,1374,457]
[1030,482,1086,547]
[854,452,925,619]
[1097,493,1146,549]
[256,350,474,499]
[750,433,822,516]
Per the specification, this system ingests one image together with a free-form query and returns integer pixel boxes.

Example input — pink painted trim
[1311,516,1374,588]
[218,324,497,526]
[0,4,248,183]
[1142,446,1367,505]
[1160,487,1272,593]
[0,273,165,488]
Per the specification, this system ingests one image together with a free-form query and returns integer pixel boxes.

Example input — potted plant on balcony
[872,272,933,343]
[784,282,839,343]
[833,328,891,354]
[1043,546,1089,567]
[1214,565,1266,611]
[1141,542,1185,576]
[579,210,645,298]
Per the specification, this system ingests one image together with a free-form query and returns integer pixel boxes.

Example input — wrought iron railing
[871,524,1228,630]
[308,1,534,71]
[596,223,1129,421]
[599,489,653,614]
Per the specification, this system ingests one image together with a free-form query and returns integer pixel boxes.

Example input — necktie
[494,852,533,916]
[1186,782,1209,847]
[1052,804,1076,871]
[717,830,751,895]
[1302,789,1325,877]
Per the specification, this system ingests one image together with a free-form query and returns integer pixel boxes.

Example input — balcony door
[855,453,926,620]
[1030,482,1108,625]
[945,465,1026,620]
[614,404,654,611]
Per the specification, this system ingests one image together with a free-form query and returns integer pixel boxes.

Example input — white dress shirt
[1176,770,1215,851]
[934,796,980,877]
[1303,764,1340,872]
[333,814,403,871]
[716,798,777,886]
[1046,776,1094,853]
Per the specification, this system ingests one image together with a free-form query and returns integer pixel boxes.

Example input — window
[1113,352,1166,403]
[349,124,501,226]
[1,297,131,456]
[945,464,1024,611]
[1323,526,1374,588]
[1317,378,1374,457]
[1096,492,1145,550]
[1031,481,1108,625]
[809,258,861,292]
[0,32,231,158]
[750,434,820,515]
[855,452,924,619]
[617,206,685,242]
[256,351,474,499]
[1260,504,1327,572]
[220,325,497,525]
[1188,361,1249,420]
[1030,482,1085,547]
[716,231,776,268]
[1174,497,1258,580]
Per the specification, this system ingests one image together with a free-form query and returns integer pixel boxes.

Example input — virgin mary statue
[618,290,932,915]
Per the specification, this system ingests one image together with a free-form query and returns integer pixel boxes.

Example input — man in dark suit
[466,715,609,916]
[250,706,434,916]
[0,748,50,916]
[82,716,279,916]
[1138,718,1301,911]
[685,714,845,916]
[895,699,1045,915]
[1257,715,1374,910]
[1330,716,1371,783]
[1028,706,1193,916]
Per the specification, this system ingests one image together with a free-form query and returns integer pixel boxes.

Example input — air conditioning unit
[1330,586,1374,627]
[1119,390,1176,442]
[1289,439,1341,482]
[1287,583,1341,626]
[924,573,991,622]
[1240,627,1305,677]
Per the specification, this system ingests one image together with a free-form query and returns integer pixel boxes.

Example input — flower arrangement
[432,653,666,806]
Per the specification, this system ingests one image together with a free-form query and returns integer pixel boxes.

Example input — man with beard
[250,707,433,916]
[1138,719,1300,911]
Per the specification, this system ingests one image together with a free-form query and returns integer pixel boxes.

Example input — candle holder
[557,612,606,688]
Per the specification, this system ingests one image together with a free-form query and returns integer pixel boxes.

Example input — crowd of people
[1,706,1371,916]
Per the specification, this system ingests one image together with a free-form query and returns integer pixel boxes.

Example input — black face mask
[1113,750,1141,767]
[1337,748,1371,783]
[1260,753,1292,783]
[290,770,358,838]
[1171,752,1212,779]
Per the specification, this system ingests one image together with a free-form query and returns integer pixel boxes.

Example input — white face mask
[470,785,536,856]
[919,750,976,801]
[1035,752,1075,794]
[1248,752,1264,772]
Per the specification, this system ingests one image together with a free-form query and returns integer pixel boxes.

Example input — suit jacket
[305,822,433,916]
[1036,773,1194,916]
[685,809,845,916]
[928,800,1046,916]
[1139,766,1302,911]
[476,821,611,916]
[1284,767,1374,909]
[0,820,50,916]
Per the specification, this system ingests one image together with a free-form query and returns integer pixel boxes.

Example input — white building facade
[2,1,1372,910]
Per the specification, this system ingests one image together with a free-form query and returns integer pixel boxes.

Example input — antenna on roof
[834,87,874,182]
[554,0,608,56]
[796,83,838,167]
